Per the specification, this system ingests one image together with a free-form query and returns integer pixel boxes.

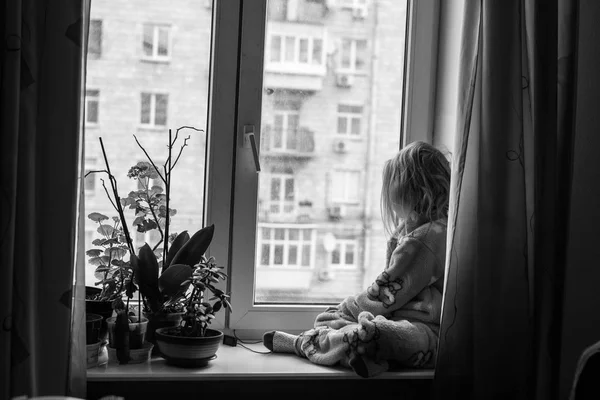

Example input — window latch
[243,125,261,173]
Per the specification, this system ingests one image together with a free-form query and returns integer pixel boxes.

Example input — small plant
[85,213,132,302]
[157,226,231,337]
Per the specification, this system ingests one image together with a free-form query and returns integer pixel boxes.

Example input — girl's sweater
[335,217,447,328]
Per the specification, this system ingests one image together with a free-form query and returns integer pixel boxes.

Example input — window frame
[336,103,364,137]
[89,19,103,58]
[330,238,359,270]
[329,169,362,206]
[337,37,369,74]
[224,0,440,338]
[139,91,169,128]
[141,23,173,62]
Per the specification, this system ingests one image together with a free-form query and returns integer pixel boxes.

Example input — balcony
[264,21,327,92]
[257,200,314,224]
[260,125,315,158]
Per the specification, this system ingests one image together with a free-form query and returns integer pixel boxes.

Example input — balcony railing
[257,200,314,223]
[260,125,315,158]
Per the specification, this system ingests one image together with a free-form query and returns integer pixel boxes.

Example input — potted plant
[154,224,232,367]
[85,212,133,344]
[86,313,103,368]
[85,126,217,364]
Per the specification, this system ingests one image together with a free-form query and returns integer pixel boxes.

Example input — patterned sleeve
[337,235,437,319]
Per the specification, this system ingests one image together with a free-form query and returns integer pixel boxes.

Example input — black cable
[231,329,272,354]
[237,342,272,355]
[233,329,263,344]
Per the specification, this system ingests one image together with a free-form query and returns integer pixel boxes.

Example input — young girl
[263,141,451,378]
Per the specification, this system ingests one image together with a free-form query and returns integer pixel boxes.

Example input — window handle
[243,125,261,173]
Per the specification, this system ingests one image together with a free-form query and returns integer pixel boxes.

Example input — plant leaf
[88,212,109,222]
[92,238,104,246]
[131,245,161,312]
[97,224,115,236]
[88,256,104,267]
[158,263,193,298]
[86,249,103,257]
[105,247,127,258]
[163,231,190,272]
[169,225,215,268]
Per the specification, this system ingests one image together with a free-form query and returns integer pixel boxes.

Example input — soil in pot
[106,316,149,349]
[155,327,223,368]
[143,311,184,355]
[86,313,103,345]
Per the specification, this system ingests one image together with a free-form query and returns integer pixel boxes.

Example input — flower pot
[85,286,113,343]
[143,311,184,356]
[107,342,154,364]
[155,327,223,368]
[86,313,103,345]
[86,341,101,369]
[106,316,149,350]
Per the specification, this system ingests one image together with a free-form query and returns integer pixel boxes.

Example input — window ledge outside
[87,342,434,381]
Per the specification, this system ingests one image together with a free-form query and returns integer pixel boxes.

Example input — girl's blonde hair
[380,141,451,236]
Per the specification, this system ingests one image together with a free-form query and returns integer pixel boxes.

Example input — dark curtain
[0,0,88,397]
[433,0,578,398]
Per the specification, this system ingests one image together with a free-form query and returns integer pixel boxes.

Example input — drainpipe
[362,0,379,288]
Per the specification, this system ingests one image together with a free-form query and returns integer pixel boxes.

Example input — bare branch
[85,169,109,178]
[171,135,191,170]
[165,126,203,168]
[100,178,118,212]
[133,134,167,184]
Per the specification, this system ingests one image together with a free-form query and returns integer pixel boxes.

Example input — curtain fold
[434,0,579,398]
[0,0,88,398]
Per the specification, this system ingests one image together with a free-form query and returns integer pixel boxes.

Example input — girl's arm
[337,234,441,319]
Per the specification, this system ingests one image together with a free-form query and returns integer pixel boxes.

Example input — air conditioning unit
[332,139,347,154]
[335,73,354,88]
[318,268,335,281]
[327,205,346,220]
[352,6,368,19]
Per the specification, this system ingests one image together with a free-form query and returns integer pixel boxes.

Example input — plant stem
[133,135,167,184]
[162,129,172,270]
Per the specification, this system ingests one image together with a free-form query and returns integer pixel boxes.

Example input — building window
[269,34,324,66]
[340,38,368,72]
[258,225,314,268]
[272,110,300,151]
[84,157,97,193]
[269,174,295,214]
[85,90,100,125]
[140,93,168,127]
[337,104,363,136]
[330,170,361,204]
[142,24,171,61]
[331,239,358,269]
[89,20,103,57]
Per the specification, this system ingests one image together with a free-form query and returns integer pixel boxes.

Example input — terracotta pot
[86,313,103,345]
[155,327,223,368]
[143,311,184,355]
[106,316,149,350]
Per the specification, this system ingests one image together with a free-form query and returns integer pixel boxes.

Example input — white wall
[559,0,600,397]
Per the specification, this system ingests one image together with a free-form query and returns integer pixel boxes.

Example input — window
[337,104,363,136]
[89,20,102,57]
[271,110,299,151]
[339,38,368,72]
[268,173,295,214]
[83,0,441,338]
[142,24,171,61]
[257,225,314,268]
[268,34,324,66]
[331,239,358,269]
[84,157,97,193]
[330,170,361,204]
[85,89,99,125]
[140,93,168,127]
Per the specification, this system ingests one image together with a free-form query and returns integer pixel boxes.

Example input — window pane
[154,94,168,126]
[261,244,270,265]
[84,1,212,287]
[274,245,284,264]
[270,36,281,62]
[140,93,151,124]
[255,0,408,303]
[271,177,281,200]
[143,24,154,56]
[312,38,323,65]
[158,27,169,56]
[284,36,295,62]
[89,20,103,56]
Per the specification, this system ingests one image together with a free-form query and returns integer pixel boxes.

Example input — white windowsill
[87,342,434,381]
